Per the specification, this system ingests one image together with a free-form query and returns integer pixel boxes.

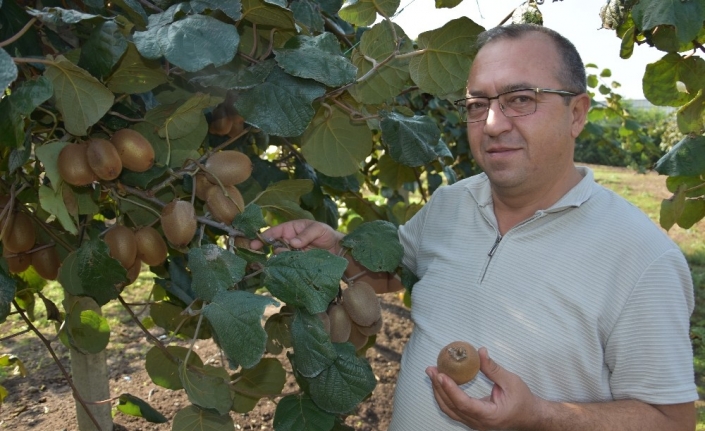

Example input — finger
[426,368,464,423]
[478,347,510,386]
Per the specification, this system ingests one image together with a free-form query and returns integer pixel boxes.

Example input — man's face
[466,32,586,194]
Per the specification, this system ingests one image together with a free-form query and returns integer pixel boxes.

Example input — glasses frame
[454,88,579,123]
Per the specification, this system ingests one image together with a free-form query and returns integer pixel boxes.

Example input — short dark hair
[475,24,587,94]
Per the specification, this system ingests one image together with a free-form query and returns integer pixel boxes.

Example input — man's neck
[491,166,583,235]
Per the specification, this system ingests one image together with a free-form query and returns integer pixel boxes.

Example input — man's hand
[426,347,543,431]
[250,220,344,254]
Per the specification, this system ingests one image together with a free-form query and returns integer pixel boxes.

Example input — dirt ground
[0,290,412,431]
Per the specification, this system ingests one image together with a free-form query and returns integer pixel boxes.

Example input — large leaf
[65,296,111,355]
[106,43,168,94]
[172,405,233,431]
[376,154,416,189]
[0,48,18,94]
[289,309,337,378]
[254,179,314,206]
[380,110,441,167]
[340,220,403,272]
[233,204,268,238]
[339,0,398,26]
[189,60,275,90]
[145,345,204,390]
[231,357,286,413]
[241,0,296,29]
[201,289,278,369]
[34,141,68,192]
[643,53,703,107]
[263,249,347,314]
[27,6,103,24]
[632,0,705,44]
[410,17,484,96]
[349,22,413,104]
[273,394,337,431]
[7,76,53,116]
[301,105,373,177]
[234,66,326,137]
[179,364,233,415]
[190,0,243,21]
[44,56,115,136]
[274,33,357,87]
[291,0,325,33]
[38,185,77,234]
[159,92,220,141]
[134,13,239,72]
[116,393,168,423]
[188,245,247,302]
[655,135,705,177]
[0,267,16,323]
[677,198,705,229]
[78,20,128,79]
[306,343,376,414]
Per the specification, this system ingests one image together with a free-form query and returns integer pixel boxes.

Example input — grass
[588,164,705,423]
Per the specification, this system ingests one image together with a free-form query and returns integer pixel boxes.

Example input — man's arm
[426,347,696,431]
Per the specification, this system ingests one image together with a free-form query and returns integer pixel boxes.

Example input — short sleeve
[604,248,697,404]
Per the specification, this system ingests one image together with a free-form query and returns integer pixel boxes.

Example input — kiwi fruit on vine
[86,137,123,181]
[31,245,61,280]
[437,341,481,385]
[227,112,246,138]
[134,226,168,266]
[318,312,331,335]
[342,281,381,327]
[3,247,31,274]
[208,104,233,136]
[110,129,155,172]
[126,258,142,285]
[3,211,35,253]
[347,324,369,350]
[160,200,197,248]
[357,317,383,336]
[327,304,352,343]
[104,225,137,269]
[193,173,214,201]
[204,151,253,186]
[233,236,252,250]
[205,185,245,225]
[58,143,97,186]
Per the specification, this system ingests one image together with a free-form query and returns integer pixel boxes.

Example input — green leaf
[27,6,103,25]
[380,111,441,167]
[39,185,77,235]
[676,90,705,133]
[290,309,337,377]
[241,0,297,29]
[231,357,286,413]
[116,393,168,423]
[620,26,635,59]
[273,393,337,431]
[9,76,53,116]
[341,220,402,272]
[349,22,413,104]
[0,354,26,377]
[134,14,239,72]
[202,289,278,369]
[265,311,292,354]
[119,164,170,189]
[301,105,373,177]
[0,48,18,94]
[106,43,168,94]
[410,17,484,96]
[190,59,275,90]
[44,56,115,136]
[643,53,698,107]
[254,179,313,208]
[0,100,23,150]
[677,198,705,229]
[235,66,326,137]
[65,296,111,354]
[377,154,416,189]
[274,33,357,87]
[189,245,247,302]
[632,0,705,44]
[179,364,233,416]
[306,343,376,414]
[655,135,705,177]
[110,0,148,28]
[435,0,462,7]
[35,141,69,192]
[339,0,381,27]
[172,405,234,431]
[145,345,204,390]
[263,249,347,314]
[159,92,221,140]
[233,204,267,238]
[0,267,16,323]
[667,175,705,197]
[190,0,243,21]
[78,20,128,79]
[291,0,325,33]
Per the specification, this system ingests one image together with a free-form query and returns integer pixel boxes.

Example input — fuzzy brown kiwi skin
[194,173,214,201]
[110,129,155,173]
[209,104,233,136]
[327,304,352,343]
[3,211,36,253]
[134,226,168,266]
[104,225,137,269]
[342,281,382,327]
[205,185,245,225]
[31,245,61,280]
[357,317,383,336]
[436,341,481,385]
[126,258,142,285]
[58,143,97,186]
[160,200,197,248]
[86,137,123,180]
[347,324,369,350]
[205,151,253,186]
[3,247,31,274]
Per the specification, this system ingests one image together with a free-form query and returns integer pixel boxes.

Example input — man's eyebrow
[466,83,536,97]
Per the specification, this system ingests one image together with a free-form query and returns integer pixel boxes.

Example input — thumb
[478,347,510,385]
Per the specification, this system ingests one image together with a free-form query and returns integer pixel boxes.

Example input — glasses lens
[498,90,537,117]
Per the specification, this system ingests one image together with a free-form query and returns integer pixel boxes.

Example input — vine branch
[0,18,37,48]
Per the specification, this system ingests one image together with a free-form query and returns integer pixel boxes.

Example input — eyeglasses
[454,88,579,123]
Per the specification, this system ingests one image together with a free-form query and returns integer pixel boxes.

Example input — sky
[382,0,664,100]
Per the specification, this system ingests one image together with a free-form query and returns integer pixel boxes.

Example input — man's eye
[467,101,488,111]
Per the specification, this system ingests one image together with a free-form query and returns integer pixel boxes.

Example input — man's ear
[570,93,591,138]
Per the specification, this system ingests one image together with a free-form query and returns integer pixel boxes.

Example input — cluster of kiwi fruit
[104,224,168,285]
[208,101,245,138]
[57,129,155,187]
[1,196,61,280]
[319,281,384,350]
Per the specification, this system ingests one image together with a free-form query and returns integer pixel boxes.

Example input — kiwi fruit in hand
[436,341,481,385]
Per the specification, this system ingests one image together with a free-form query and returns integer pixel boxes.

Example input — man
[254,24,697,430]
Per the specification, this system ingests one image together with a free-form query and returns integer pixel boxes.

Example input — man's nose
[484,99,511,134]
